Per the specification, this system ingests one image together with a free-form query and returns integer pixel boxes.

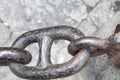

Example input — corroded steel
[68,25,120,66]
[106,28,120,66]
[0,47,32,66]
[9,26,90,80]
[68,37,108,56]
[0,25,119,80]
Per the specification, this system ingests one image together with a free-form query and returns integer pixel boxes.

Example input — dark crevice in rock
[86,7,93,13]
[113,1,120,12]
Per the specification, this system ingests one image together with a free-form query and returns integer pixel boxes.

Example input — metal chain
[0,25,120,80]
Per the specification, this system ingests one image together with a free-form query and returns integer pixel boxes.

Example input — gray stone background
[0,0,120,80]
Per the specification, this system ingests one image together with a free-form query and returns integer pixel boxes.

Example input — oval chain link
[9,26,90,80]
[0,47,32,66]
[0,25,119,80]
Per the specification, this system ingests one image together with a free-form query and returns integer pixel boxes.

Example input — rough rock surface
[0,0,120,80]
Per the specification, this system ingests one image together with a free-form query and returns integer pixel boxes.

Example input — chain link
[0,47,32,66]
[0,25,119,80]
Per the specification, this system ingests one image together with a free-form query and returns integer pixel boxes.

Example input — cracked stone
[0,0,30,31]
[0,23,11,46]
[114,1,120,12]
[89,0,120,27]
[94,12,120,38]
[94,65,120,80]
[78,19,97,36]
[0,0,88,31]
[82,0,101,7]
[20,0,87,29]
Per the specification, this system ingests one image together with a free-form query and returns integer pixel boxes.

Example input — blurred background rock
[0,0,120,80]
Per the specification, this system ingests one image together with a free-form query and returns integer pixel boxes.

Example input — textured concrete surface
[0,0,120,80]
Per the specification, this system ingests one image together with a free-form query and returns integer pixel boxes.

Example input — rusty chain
[0,25,120,80]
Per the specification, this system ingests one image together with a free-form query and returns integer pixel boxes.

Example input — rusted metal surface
[0,25,119,80]
[68,30,120,66]
[9,26,90,80]
[106,27,120,66]
[0,47,32,66]
[68,37,108,56]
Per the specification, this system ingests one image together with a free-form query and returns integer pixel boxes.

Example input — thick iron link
[68,37,108,56]
[68,25,120,65]
[0,25,119,80]
[0,47,32,66]
[9,26,90,80]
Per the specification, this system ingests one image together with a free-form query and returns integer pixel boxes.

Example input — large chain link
[0,25,120,80]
